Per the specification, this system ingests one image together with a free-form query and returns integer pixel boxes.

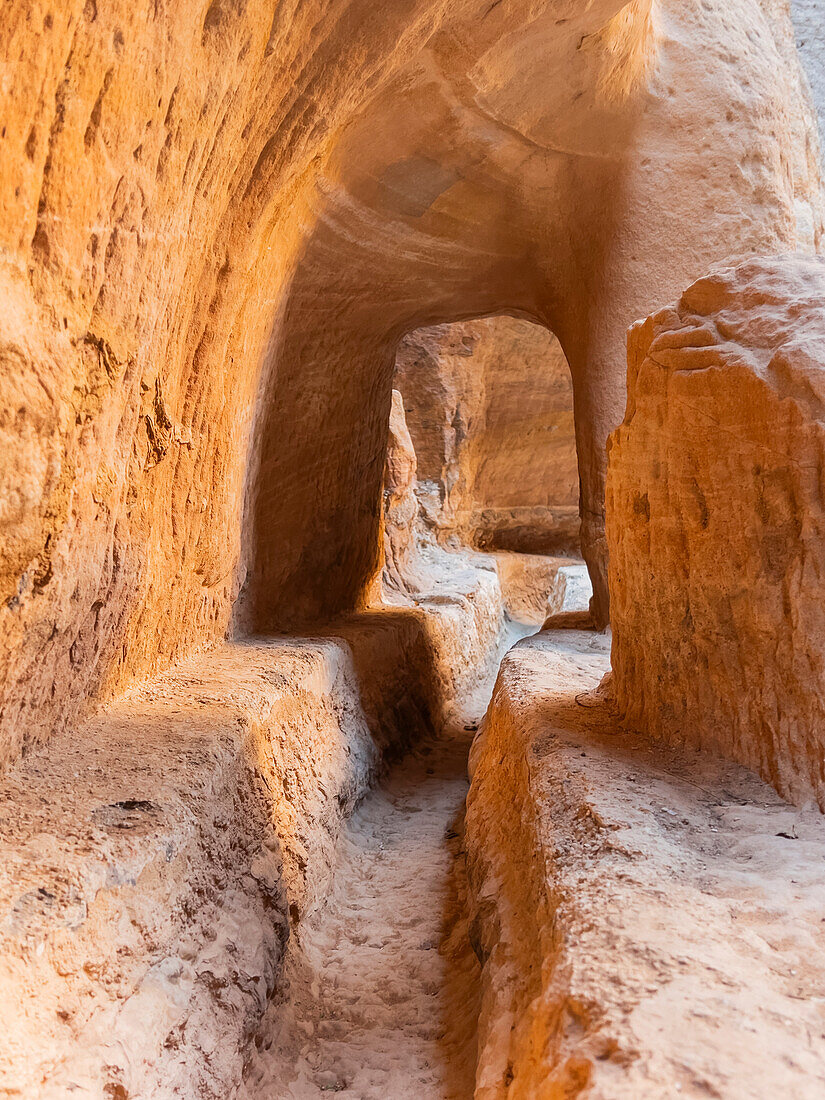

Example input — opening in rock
[385,314,592,628]
[243,315,591,1098]
[395,316,580,558]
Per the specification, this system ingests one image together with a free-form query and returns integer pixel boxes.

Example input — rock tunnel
[1,0,825,1096]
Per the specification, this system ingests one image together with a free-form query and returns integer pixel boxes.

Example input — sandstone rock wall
[382,390,420,594]
[394,317,580,555]
[606,254,825,809]
[1,0,823,770]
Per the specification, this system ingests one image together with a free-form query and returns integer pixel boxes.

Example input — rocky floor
[243,709,484,1099]
[467,628,825,1098]
[246,558,825,1099]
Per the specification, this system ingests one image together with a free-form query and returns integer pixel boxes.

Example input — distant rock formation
[394,317,580,556]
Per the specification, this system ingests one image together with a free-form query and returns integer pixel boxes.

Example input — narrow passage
[244,569,591,1099]
[244,697,491,1099]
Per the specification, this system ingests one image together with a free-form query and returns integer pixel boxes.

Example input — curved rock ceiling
[0,0,822,769]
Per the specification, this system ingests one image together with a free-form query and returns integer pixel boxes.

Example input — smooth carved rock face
[0,0,822,771]
[394,317,580,555]
[606,254,825,809]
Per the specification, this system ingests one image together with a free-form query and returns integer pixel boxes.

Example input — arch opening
[382,313,592,628]
[394,315,580,558]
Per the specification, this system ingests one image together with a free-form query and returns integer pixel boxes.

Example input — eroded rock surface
[382,390,421,594]
[606,254,825,808]
[2,0,822,766]
[0,638,375,1098]
[3,2,825,1095]
[0,560,515,1095]
[466,629,825,1097]
[793,0,825,130]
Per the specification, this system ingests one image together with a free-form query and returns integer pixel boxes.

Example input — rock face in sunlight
[394,317,579,555]
[1,0,821,768]
[606,255,825,809]
[2,0,825,1095]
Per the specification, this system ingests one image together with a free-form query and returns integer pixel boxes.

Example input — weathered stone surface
[382,389,420,594]
[0,372,522,1092]
[489,552,568,626]
[606,254,825,808]
[394,317,579,555]
[1,0,822,771]
[0,329,520,1093]
[466,629,825,1097]
[0,639,372,1098]
[0,561,514,1095]
[3,3,825,1092]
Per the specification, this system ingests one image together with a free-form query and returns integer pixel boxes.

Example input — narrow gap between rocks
[243,625,524,1099]
[242,315,588,1098]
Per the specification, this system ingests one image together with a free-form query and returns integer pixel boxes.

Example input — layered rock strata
[466,629,825,1097]
[606,254,825,808]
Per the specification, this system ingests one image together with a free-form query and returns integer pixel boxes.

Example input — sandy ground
[243,576,591,1099]
[243,677,507,1099]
